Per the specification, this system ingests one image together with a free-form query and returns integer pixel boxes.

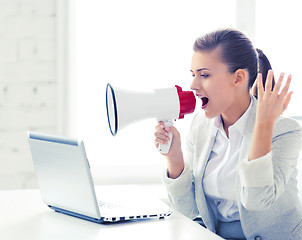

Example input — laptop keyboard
[98,201,119,210]
[98,200,171,222]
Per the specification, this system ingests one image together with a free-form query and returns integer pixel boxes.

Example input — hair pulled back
[193,28,274,98]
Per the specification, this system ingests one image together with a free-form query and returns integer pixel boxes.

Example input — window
[255,0,302,117]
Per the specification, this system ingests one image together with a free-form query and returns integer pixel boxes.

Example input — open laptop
[27,131,172,223]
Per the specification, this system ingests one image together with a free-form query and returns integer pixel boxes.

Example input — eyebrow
[190,68,211,72]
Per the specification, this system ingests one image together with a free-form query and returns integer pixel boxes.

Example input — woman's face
[190,48,237,119]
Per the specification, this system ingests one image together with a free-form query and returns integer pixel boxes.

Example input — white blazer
[163,96,302,240]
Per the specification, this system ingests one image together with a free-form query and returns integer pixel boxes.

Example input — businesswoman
[154,29,302,240]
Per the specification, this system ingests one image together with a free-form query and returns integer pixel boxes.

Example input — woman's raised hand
[249,70,293,161]
[256,70,293,125]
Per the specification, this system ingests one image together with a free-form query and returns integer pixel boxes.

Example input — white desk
[0,185,223,240]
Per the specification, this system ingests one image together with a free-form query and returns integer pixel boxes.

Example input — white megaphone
[106,83,196,154]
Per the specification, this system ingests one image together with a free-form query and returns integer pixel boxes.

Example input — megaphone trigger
[158,119,174,154]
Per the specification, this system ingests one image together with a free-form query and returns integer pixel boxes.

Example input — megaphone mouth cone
[106,83,118,136]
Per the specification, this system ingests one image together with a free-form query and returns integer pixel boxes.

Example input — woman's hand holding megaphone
[154,121,185,179]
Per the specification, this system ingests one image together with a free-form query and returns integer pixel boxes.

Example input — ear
[234,69,248,87]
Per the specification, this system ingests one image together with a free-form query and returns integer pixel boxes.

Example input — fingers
[257,73,264,98]
[154,122,170,145]
[279,74,292,99]
[265,70,273,93]
[258,71,293,115]
[261,71,292,99]
[272,72,284,95]
[251,77,257,96]
[283,91,293,111]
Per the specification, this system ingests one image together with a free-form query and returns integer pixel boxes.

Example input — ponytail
[252,49,275,99]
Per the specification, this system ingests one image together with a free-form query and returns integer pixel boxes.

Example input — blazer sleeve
[162,114,200,219]
[238,117,302,211]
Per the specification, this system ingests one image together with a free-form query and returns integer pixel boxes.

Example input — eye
[201,74,209,78]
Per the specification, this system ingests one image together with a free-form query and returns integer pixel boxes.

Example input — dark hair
[193,28,274,98]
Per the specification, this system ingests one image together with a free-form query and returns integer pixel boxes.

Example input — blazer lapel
[238,96,257,165]
[194,124,217,232]
[236,96,257,203]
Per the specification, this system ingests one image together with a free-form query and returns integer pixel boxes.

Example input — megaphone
[106,83,196,154]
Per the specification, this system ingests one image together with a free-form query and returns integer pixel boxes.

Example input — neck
[221,93,251,136]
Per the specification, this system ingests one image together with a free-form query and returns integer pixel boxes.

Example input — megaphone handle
[158,119,174,154]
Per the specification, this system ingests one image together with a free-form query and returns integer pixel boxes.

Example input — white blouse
[203,97,254,222]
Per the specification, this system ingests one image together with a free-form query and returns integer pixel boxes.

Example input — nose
[190,76,200,92]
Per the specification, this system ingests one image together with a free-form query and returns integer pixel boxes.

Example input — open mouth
[201,97,209,109]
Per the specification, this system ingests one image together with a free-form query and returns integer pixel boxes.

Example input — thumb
[165,126,179,136]
[251,79,257,97]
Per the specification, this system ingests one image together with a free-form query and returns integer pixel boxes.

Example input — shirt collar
[211,95,254,137]
[212,114,224,135]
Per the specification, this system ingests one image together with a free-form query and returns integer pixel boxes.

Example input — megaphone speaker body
[106,84,195,154]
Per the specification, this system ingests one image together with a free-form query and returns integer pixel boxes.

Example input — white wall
[1,0,302,193]
[73,0,237,186]
[0,0,60,189]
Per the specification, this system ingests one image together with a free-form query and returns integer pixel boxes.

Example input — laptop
[27,131,172,223]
